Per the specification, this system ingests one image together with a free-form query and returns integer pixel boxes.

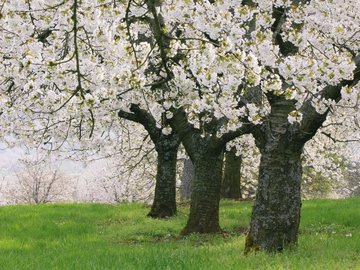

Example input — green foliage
[0,199,359,269]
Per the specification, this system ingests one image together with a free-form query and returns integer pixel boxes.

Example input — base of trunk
[245,146,302,253]
[147,205,176,219]
[244,220,299,254]
[181,213,222,235]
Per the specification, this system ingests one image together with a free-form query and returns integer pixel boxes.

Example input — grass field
[0,198,359,270]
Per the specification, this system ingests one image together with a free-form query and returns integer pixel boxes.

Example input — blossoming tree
[0,0,180,218]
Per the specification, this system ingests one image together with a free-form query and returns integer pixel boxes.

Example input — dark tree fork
[170,108,250,234]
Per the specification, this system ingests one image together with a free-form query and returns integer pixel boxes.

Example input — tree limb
[118,103,161,144]
[299,56,360,142]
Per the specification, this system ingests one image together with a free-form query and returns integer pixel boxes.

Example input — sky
[0,139,359,178]
[0,142,108,179]
[0,146,24,176]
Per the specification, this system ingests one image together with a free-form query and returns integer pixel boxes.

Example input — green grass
[0,198,359,269]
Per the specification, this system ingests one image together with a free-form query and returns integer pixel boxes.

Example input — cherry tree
[1,0,360,252]
[241,0,359,252]
[119,0,360,246]
[0,0,179,218]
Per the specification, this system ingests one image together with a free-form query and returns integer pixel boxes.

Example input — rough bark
[244,54,360,252]
[245,145,303,253]
[245,95,304,253]
[181,149,224,235]
[222,148,242,200]
[180,158,194,201]
[147,136,179,218]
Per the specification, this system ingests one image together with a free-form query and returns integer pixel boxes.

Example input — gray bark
[245,95,304,253]
[245,74,360,252]
[180,158,194,200]
[245,145,302,252]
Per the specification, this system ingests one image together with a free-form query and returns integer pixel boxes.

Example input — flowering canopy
[0,0,359,152]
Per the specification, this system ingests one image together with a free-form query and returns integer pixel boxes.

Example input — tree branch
[321,132,360,144]
[169,107,201,160]
[299,56,360,141]
[118,103,161,144]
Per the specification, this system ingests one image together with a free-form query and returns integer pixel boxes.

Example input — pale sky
[0,139,359,178]
[0,146,24,176]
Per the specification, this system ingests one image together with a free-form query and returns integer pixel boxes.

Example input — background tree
[221,147,242,200]
[346,161,360,197]
[4,151,71,204]
[180,158,194,201]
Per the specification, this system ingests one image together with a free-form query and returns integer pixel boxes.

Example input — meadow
[0,198,359,269]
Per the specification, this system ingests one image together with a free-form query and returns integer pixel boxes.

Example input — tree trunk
[245,146,302,253]
[222,148,242,199]
[180,158,194,201]
[181,151,223,235]
[147,136,179,218]
[117,105,180,219]
[246,94,304,253]
[169,107,250,235]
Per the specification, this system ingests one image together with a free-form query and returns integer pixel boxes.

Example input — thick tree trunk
[242,35,360,253]
[147,136,180,219]
[245,146,302,253]
[222,148,242,199]
[181,151,223,235]
[246,94,304,253]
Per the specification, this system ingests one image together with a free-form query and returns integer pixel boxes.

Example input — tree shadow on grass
[109,226,249,246]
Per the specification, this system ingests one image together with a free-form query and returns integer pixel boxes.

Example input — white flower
[288,111,303,124]
[162,126,172,135]
[165,111,173,119]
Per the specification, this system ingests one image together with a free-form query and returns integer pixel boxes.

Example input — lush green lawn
[0,198,359,270]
